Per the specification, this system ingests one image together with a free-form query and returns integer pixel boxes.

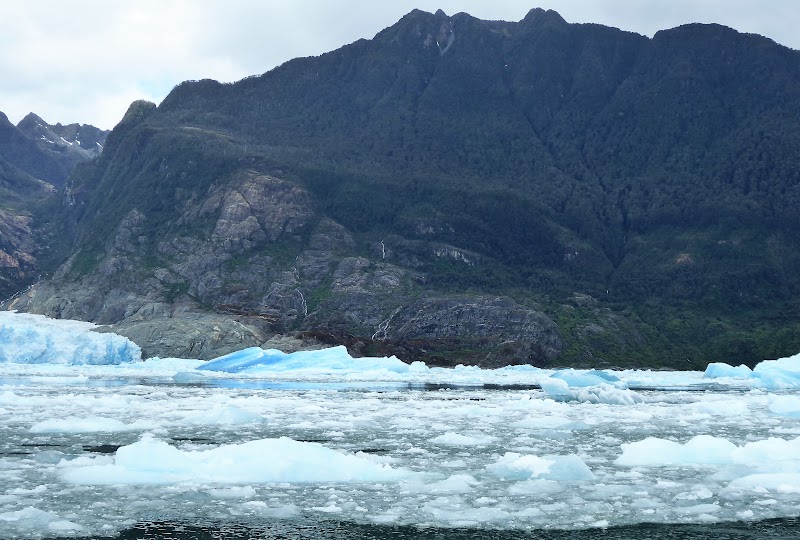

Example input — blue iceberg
[704,352,800,389]
[199,345,419,374]
[549,368,622,387]
[0,311,141,365]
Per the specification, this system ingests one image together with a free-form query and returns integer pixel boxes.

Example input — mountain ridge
[0,111,108,299]
[5,9,800,367]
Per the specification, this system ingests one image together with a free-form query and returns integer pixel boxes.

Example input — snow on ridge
[0,311,141,365]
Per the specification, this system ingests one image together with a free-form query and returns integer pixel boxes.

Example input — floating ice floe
[430,432,496,446]
[768,395,800,418]
[181,405,266,426]
[549,369,623,387]
[59,434,412,485]
[29,416,150,433]
[540,378,644,405]
[0,507,81,533]
[616,434,800,469]
[199,345,427,375]
[0,311,140,365]
[487,452,595,481]
[704,352,800,389]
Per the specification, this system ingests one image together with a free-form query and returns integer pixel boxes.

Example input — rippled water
[48,517,800,539]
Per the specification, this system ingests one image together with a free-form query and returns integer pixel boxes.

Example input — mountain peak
[19,112,45,127]
[522,7,567,27]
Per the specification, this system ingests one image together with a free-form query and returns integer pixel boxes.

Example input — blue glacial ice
[704,352,800,389]
[4,309,800,394]
[549,368,622,387]
[198,345,425,374]
[0,311,141,365]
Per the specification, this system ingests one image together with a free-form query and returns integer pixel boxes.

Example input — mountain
[0,112,108,300]
[16,113,108,180]
[6,9,800,367]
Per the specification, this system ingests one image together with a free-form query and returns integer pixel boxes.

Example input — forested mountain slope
[8,9,800,367]
[0,112,107,299]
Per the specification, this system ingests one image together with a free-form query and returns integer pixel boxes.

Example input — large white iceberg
[0,311,141,365]
[616,434,800,468]
[59,434,411,485]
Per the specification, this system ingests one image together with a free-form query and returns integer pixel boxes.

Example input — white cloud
[0,1,796,130]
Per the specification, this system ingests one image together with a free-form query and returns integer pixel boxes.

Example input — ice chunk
[199,345,415,374]
[541,379,643,405]
[704,363,753,378]
[768,395,800,417]
[0,506,81,531]
[550,369,622,387]
[617,434,800,468]
[616,435,738,466]
[183,405,265,426]
[753,353,800,389]
[686,399,749,416]
[29,416,144,433]
[404,474,479,493]
[703,352,800,389]
[0,311,140,365]
[488,452,595,481]
[487,453,554,479]
[429,432,496,446]
[728,473,800,493]
[731,436,800,464]
[59,434,410,485]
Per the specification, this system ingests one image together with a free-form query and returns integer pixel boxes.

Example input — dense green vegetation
[58,9,800,366]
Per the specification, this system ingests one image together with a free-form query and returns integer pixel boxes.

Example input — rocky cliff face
[7,165,563,364]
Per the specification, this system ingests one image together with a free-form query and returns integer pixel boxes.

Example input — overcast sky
[2,1,797,130]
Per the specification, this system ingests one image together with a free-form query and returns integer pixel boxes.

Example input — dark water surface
[44,518,800,540]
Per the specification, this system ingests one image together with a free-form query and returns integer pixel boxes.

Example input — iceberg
[59,434,412,485]
[0,311,141,365]
[616,434,800,468]
[703,363,753,378]
[199,345,419,375]
[549,369,622,387]
[540,378,643,405]
[704,352,800,389]
[616,435,738,466]
[487,452,595,481]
